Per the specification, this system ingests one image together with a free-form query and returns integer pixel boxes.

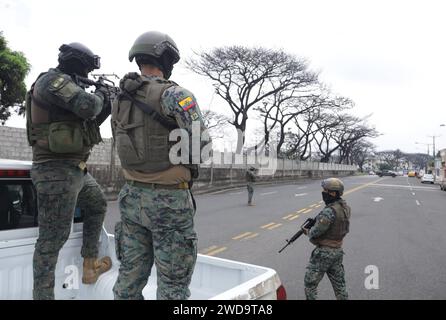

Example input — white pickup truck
[0,159,286,300]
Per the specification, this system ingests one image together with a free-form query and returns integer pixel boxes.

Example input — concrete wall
[0,126,357,195]
[0,125,115,165]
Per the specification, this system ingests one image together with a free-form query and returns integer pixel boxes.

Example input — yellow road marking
[282,214,294,220]
[302,209,313,214]
[261,222,276,229]
[344,178,383,196]
[243,233,259,240]
[232,232,252,240]
[206,247,227,256]
[289,214,300,221]
[297,208,308,213]
[309,204,318,208]
[315,204,321,208]
[200,245,218,254]
[267,223,282,230]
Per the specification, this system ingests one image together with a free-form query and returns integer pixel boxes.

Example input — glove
[94,86,110,104]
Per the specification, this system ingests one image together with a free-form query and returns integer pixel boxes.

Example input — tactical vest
[111,74,178,173]
[25,69,102,162]
[315,200,351,244]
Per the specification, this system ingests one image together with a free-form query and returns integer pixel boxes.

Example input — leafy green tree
[0,32,30,124]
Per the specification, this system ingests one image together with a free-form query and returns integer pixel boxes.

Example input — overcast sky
[1,0,446,154]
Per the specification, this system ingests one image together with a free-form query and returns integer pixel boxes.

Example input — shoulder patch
[51,76,65,89]
[319,217,330,225]
[178,96,196,111]
[190,112,199,120]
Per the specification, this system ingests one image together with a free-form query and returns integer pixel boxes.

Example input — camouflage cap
[321,178,344,195]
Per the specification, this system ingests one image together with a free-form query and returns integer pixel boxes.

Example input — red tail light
[276,284,287,300]
[0,169,30,177]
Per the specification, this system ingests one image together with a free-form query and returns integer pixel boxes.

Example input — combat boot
[82,256,112,284]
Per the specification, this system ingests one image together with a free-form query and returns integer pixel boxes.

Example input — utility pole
[428,134,441,159]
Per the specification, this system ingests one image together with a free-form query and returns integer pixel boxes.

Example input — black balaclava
[322,191,340,205]
[58,59,89,78]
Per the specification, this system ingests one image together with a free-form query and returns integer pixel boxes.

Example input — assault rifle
[75,73,120,99]
[75,73,120,125]
[278,217,316,253]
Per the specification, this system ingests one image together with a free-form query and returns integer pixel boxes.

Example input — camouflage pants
[113,183,197,300]
[31,160,107,300]
[247,183,254,204]
[304,246,348,300]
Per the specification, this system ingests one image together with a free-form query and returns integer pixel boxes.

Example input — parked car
[377,170,396,177]
[421,173,434,184]
[408,171,417,177]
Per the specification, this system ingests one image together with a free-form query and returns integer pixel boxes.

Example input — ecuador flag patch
[178,96,196,111]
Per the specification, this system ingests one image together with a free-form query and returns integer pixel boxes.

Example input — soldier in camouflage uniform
[302,177,351,300]
[246,167,257,206]
[111,31,210,300]
[26,43,112,300]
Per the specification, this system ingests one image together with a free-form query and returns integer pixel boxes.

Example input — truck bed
[0,225,282,300]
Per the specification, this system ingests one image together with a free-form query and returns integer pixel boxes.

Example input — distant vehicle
[408,171,417,177]
[368,171,376,175]
[421,173,434,184]
[377,170,396,178]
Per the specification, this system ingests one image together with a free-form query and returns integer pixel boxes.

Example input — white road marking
[412,192,415,196]
[416,200,420,206]
[373,197,384,202]
[261,191,278,196]
[295,193,308,197]
[368,184,437,190]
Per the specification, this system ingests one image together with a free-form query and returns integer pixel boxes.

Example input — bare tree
[201,109,231,139]
[349,140,376,171]
[376,150,401,170]
[336,115,379,164]
[186,46,318,152]
[405,152,431,169]
[261,93,353,156]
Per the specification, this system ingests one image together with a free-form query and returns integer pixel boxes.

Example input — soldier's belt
[126,180,189,190]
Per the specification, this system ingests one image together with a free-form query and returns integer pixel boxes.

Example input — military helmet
[321,178,344,195]
[58,42,100,71]
[128,31,180,64]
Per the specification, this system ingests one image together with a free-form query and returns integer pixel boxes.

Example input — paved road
[104,175,446,300]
